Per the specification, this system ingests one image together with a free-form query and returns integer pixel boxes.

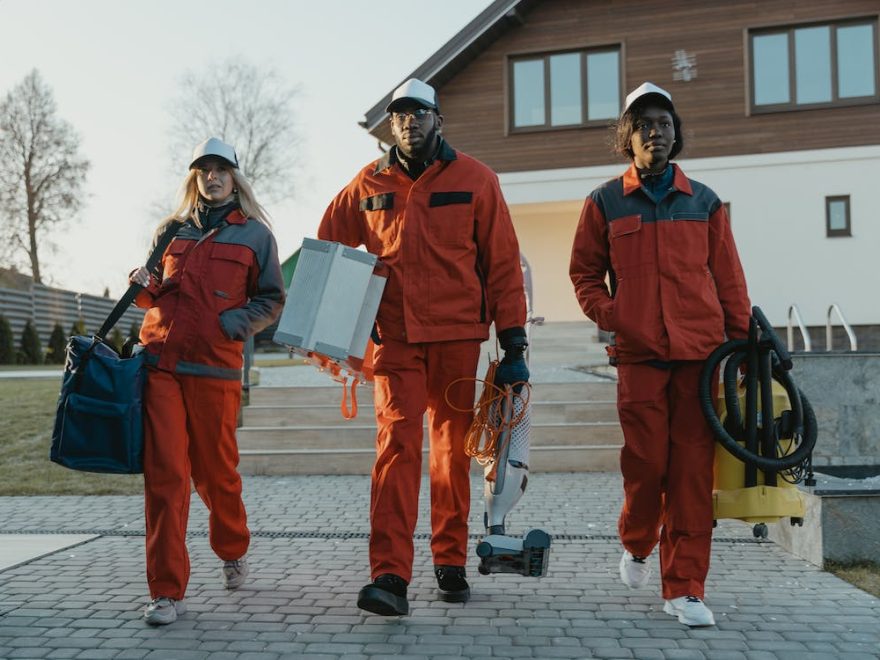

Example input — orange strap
[340,378,359,420]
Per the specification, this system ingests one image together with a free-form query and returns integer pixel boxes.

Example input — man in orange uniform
[318,78,528,616]
[570,82,751,626]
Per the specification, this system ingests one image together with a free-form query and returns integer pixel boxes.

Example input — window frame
[507,43,623,134]
[826,195,852,237]
[747,16,880,115]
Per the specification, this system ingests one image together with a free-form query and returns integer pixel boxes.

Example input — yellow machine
[700,307,817,538]
[712,380,806,534]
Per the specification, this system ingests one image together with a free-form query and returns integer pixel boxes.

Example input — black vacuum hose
[699,310,818,476]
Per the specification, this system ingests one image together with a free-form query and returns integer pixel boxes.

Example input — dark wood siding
[370,0,880,173]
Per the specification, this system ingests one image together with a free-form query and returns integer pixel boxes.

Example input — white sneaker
[222,556,249,589]
[143,597,186,626]
[663,595,716,626]
[619,550,651,588]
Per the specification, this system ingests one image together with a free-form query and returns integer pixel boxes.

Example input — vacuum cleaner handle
[752,306,793,371]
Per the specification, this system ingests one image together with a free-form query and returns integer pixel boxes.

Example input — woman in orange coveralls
[570,83,751,627]
[129,137,284,626]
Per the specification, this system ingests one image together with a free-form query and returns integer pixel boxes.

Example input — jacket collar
[195,201,248,225]
[623,162,693,196]
[226,208,247,224]
[374,138,457,174]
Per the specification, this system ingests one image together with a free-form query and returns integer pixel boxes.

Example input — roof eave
[360,0,532,134]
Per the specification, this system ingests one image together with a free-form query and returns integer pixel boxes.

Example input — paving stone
[73,650,118,659]
[111,651,150,660]
[593,650,634,659]
[1,473,879,659]
[7,649,51,659]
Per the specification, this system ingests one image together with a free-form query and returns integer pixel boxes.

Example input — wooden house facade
[360,0,880,344]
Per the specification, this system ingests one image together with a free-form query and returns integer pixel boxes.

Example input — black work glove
[494,327,529,394]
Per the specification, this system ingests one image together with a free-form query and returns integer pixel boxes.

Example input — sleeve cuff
[498,326,528,349]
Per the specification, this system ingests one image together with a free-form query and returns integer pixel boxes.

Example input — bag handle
[96,223,182,340]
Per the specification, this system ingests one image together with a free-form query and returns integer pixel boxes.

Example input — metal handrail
[787,304,812,352]
[826,303,858,351]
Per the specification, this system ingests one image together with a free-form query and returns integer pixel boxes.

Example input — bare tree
[169,59,300,202]
[0,70,89,284]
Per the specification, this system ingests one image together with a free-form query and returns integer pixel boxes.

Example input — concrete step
[241,400,619,426]
[248,381,617,406]
[236,421,623,450]
[238,445,621,476]
[238,322,619,475]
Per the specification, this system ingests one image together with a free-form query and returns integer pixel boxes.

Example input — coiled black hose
[698,307,817,478]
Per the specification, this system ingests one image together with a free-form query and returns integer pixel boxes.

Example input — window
[749,18,878,112]
[510,47,621,131]
[826,196,851,237]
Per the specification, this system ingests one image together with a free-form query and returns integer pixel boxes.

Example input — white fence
[0,284,145,347]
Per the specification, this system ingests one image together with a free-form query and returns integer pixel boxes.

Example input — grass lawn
[0,378,142,496]
[826,561,880,598]
[253,357,309,368]
[1,364,63,372]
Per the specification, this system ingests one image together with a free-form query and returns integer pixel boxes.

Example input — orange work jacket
[318,141,525,343]
[136,208,285,380]
[570,164,750,364]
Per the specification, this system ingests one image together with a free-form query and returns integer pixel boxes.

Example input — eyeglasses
[391,108,433,122]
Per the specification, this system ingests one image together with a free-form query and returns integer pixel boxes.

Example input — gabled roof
[360,0,536,133]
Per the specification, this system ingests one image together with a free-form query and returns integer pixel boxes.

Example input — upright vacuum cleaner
[458,344,550,578]
[699,306,818,538]
[473,376,551,577]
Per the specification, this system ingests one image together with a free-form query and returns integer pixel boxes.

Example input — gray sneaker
[663,595,716,626]
[222,556,249,589]
[143,597,186,626]
[619,550,652,588]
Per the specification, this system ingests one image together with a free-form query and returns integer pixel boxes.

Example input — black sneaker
[357,574,409,616]
[434,565,470,603]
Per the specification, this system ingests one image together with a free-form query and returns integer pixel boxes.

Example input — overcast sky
[0,0,493,296]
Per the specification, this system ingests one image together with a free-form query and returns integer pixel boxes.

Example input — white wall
[500,145,880,328]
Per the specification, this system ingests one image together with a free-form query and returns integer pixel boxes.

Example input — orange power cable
[446,359,531,469]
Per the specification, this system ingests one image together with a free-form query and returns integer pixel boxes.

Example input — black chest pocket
[359,192,398,251]
[427,191,473,245]
[359,193,394,212]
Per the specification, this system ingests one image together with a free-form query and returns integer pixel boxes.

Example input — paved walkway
[2,322,879,658]
[1,472,879,659]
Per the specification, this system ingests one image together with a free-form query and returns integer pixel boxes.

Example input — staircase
[237,322,622,475]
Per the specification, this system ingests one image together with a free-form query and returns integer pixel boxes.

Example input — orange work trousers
[143,368,249,600]
[616,361,715,600]
[368,337,481,583]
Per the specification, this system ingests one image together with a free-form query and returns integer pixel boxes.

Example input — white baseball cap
[621,82,674,116]
[385,78,439,113]
[189,137,239,169]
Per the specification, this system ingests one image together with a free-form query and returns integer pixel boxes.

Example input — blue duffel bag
[49,223,180,474]
[50,336,146,473]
